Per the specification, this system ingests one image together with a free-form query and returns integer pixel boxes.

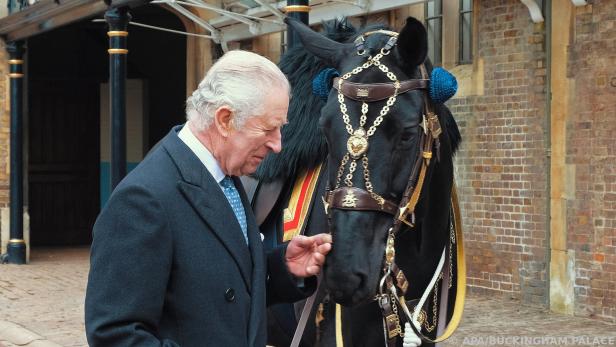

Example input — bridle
[321,29,446,346]
[322,30,441,229]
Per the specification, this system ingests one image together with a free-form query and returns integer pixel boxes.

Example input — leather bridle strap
[332,77,429,102]
[327,187,397,214]
[290,273,322,347]
[394,66,441,229]
[326,187,415,226]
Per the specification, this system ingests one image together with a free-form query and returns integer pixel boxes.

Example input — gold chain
[363,155,385,205]
[335,154,350,190]
[390,293,404,338]
[423,274,441,332]
[334,52,400,203]
[338,52,399,138]
[345,160,358,187]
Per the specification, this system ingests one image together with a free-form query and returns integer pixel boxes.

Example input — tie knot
[220,176,234,189]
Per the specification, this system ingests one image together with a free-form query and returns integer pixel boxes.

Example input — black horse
[252,16,464,347]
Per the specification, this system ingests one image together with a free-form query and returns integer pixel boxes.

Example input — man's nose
[267,129,282,153]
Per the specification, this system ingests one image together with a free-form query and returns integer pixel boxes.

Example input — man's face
[221,89,289,176]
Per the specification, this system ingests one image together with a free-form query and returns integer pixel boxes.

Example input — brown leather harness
[321,31,447,346]
[325,70,442,347]
[324,64,440,236]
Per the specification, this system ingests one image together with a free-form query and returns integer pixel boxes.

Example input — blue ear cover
[312,68,340,101]
[429,67,458,103]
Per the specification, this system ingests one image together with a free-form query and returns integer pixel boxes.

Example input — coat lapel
[236,177,267,347]
[162,126,253,292]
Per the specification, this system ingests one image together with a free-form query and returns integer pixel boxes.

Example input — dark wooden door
[29,80,100,246]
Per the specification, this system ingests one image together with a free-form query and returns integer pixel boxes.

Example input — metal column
[286,0,310,49]
[6,41,26,264]
[105,7,131,190]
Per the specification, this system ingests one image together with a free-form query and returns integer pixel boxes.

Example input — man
[85,50,332,347]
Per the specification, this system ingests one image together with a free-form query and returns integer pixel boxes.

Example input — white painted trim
[520,0,544,23]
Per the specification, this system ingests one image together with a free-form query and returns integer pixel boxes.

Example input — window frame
[458,0,473,65]
[425,0,443,66]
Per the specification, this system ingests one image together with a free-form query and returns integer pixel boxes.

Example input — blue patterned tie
[220,176,248,245]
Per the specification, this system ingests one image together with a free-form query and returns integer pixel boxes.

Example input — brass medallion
[347,128,368,158]
[357,88,370,97]
[341,190,359,208]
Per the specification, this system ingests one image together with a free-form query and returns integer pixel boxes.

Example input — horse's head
[287,17,440,305]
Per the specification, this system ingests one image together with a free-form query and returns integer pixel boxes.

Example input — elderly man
[85,50,332,347]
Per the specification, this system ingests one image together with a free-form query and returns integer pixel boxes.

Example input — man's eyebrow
[266,118,287,127]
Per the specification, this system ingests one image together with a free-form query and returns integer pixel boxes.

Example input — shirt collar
[178,123,226,183]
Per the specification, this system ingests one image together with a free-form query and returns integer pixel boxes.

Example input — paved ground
[1,247,615,347]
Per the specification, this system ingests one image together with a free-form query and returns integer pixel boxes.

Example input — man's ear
[214,106,234,137]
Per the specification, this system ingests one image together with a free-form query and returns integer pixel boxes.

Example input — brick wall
[448,0,549,306]
[568,0,616,322]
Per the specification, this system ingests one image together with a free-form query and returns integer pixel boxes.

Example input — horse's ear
[285,17,353,67]
[396,17,428,67]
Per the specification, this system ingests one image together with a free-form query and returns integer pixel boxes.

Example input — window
[459,0,473,64]
[425,0,443,66]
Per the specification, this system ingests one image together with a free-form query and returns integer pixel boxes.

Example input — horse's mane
[254,19,357,183]
[254,19,461,183]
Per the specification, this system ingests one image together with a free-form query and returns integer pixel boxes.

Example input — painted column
[550,0,575,315]
[286,0,310,49]
[6,41,26,264]
[105,7,131,190]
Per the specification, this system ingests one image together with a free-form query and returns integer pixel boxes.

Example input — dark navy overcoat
[85,125,314,347]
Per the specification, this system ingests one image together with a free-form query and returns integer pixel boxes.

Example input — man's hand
[285,234,332,277]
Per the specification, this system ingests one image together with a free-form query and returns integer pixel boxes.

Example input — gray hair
[186,50,290,131]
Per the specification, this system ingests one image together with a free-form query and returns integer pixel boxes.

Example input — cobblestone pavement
[1,248,615,347]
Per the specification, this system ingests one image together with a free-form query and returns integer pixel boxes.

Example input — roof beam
[253,0,285,21]
[0,0,148,41]
[154,0,222,41]
[181,0,257,26]
[217,0,425,42]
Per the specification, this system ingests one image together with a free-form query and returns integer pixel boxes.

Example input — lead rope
[290,273,322,347]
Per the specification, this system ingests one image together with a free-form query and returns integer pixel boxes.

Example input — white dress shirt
[178,123,263,243]
[178,123,225,187]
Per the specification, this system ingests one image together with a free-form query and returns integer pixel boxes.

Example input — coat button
[225,288,235,302]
